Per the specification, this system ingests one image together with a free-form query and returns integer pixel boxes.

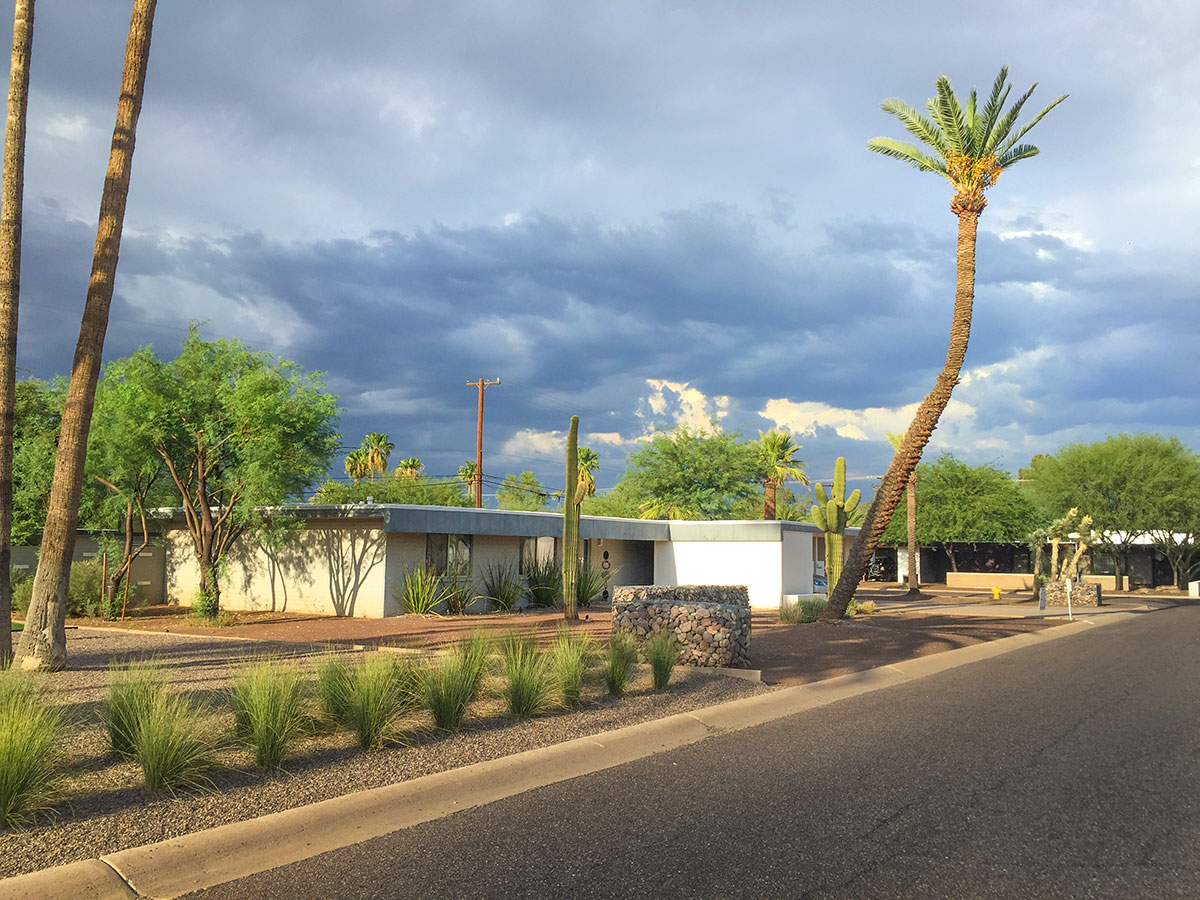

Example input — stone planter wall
[612,585,751,668]
[1043,580,1102,607]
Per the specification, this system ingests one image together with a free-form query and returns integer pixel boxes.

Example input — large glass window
[425,533,472,573]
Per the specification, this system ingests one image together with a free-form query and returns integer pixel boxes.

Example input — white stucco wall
[781,530,816,596]
[653,540,784,607]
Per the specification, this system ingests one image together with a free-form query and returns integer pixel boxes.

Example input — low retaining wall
[1043,580,1102,607]
[945,572,1127,591]
[612,585,751,669]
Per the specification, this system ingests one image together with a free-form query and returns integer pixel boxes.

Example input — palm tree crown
[757,429,807,520]
[867,66,1066,209]
[394,457,423,480]
[344,449,370,484]
[576,446,599,501]
[359,432,394,481]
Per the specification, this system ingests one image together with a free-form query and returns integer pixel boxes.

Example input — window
[425,534,472,574]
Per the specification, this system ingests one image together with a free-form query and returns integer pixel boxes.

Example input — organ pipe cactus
[562,416,581,621]
[810,457,861,592]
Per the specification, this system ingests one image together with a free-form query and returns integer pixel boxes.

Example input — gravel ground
[1,627,767,878]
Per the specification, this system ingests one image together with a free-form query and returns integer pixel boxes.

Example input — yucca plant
[501,646,555,718]
[575,563,611,608]
[104,658,167,758]
[645,630,678,690]
[604,632,639,696]
[400,564,446,615]
[230,658,311,770]
[133,692,220,794]
[524,556,560,609]
[550,626,593,708]
[0,673,66,829]
[481,561,525,612]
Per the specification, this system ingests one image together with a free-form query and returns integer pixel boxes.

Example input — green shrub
[604,633,638,696]
[422,653,477,731]
[400,564,446,615]
[105,659,168,758]
[452,631,491,700]
[321,653,417,751]
[575,563,612,608]
[523,557,560,609]
[0,673,66,829]
[231,659,311,770]
[501,646,554,718]
[133,692,220,794]
[11,559,111,618]
[645,630,678,690]
[480,562,524,612]
[316,655,353,722]
[191,587,218,619]
[780,595,826,624]
[855,599,878,616]
[550,627,592,708]
[10,569,32,614]
[440,564,474,616]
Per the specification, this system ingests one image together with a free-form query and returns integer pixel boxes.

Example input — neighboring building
[13,531,168,605]
[159,505,851,616]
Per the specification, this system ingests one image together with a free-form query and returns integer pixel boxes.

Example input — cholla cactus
[810,457,861,591]
[1028,508,1099,587]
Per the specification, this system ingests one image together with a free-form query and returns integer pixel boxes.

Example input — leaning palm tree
[887,431,922,595]
[343,449,370,484]
[359,432,393,482]
[576,446,599,503]
[823,67,1066,619]
[18,0,158,670]
[0,0,35,666]
[457,461,478,503]
[394,457,423,480]
[757,429,808,520]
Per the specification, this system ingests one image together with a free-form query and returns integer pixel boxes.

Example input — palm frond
[963,87,979,153]
[866,137,946,174]
[997,143,1041,168]
[995,94,1069,158]
[984,83,1037,152]
[880,99,947,154]
[976,66,1012,152]
[932,76,969,154]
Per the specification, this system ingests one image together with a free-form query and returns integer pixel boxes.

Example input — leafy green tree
[756,429,808,520]
[824,67,1066,620]
[1021,434,1200,590]
[359,432,393,481]
[312,475,472,507]
[10,378,62,546]
[882,454,1041,571]
[580,479,643,519]
[104,329,339,616]
[496,471,554,511]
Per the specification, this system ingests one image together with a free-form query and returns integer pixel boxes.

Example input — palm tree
[576,446,599,504]
[823,67,1065,619]
[0,0,35,665]
[343,449,370,484]
[359,432,393,482]
[457,461,478,504]
[17,0,158,671]
[394,457,423,480]
[757,429,808,520]
[888,431,921,595]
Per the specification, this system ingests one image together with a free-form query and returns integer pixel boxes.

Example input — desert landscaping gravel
[0,627,767,878]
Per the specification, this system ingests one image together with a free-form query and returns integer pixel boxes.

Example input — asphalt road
[189,605,1199,899]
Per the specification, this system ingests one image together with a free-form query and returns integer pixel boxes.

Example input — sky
[14,0,1200,503]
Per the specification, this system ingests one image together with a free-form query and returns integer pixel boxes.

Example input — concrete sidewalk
[0,608,1146,900]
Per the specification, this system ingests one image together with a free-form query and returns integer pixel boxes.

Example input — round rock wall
[612,585,751,668]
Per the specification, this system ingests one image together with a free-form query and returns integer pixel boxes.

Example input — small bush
[440,565,474,616]
[0,673,66,829]
[134,693,220,794]
[315,655,353,723]
[550,627,593,708]
[501,647,554,718]
[452,631,491,700]
[400,564,445,615]
[10,569,32,614]
[575,563,612,608]
[481,562,524,612]
[191,587,218,619]
[324,653,417,751]
[855,600,878,615]
[780,595,826,624]
[11,560,110,618]
[523,557,560,609]
[105,659,168,758]
[231,659,311,770]
[604,633,638,696]
[645,630,678,690]
[422,654,477,732]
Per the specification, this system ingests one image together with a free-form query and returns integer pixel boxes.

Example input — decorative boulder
[612,585,751,668]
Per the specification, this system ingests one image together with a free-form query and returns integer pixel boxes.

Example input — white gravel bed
[1,627,768,878]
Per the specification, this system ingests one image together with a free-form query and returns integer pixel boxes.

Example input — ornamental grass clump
[422,654,476,732]
[0,673,66,829]
[497,630,539,671]
[231,658,311,770]
[104,659,167,758]
[523,556,560,608]
[574,563,611,608]
[550,627,593,708]
[454,630,492,699]
[481,561,524,612]
[133,692,220,794]
[315,655,353,724]
[501,646,555,718]
[645,630,678,690]
[604,633,638,697]
[324,653,418,751]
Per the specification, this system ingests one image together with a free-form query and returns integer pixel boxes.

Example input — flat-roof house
[161,505,854,617]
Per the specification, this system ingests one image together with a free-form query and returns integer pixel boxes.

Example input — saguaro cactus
[562,416,580,621]
[810,457,861,592]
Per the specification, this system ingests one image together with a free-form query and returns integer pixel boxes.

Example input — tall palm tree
[0,0,35,665]
[359,432,393,482]
[576,446,599,504]
[394,457,423,480]
[18,0,157,670]
[457,461,478,503]
[823,67,1065,619]
[343,449,370,484]
[887,431,921,595]
[757,429,808,520]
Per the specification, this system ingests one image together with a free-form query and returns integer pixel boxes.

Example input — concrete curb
[1,611,1139,900]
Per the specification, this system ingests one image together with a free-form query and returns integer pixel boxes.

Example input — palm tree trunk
[0,0,33,666]
[824,193,983,619]
[904,472,919,594]
[763,479,776,520]
[16,0,156,670]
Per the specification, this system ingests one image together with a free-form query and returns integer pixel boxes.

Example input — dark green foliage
[496,471,555,511]
[12,558,111,618]
[480,562,524,612]
[311,476,472,507]
[524,556,561,608]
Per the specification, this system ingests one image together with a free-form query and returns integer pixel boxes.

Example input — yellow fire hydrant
[992,586,1001,600]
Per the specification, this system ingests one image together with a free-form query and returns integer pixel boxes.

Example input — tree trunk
[944,543,959,573]
[1118,548,1130,591]
[16,0,156,670]
[0,0,34,666]
[904,473,919,594]
[763,479,776,520]
[1111,550,1121,592]
[823,192,984,619]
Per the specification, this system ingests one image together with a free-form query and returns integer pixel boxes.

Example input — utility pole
[466,377,500,508]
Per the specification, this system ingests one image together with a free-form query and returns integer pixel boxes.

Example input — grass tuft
[501,645,555,718]
[523,557,560,609]
[0,673,66,829]
[422,654,476,732]
[604,632,639,696]
[780,595,826,624]
[231,658,311,770]
[105,659,168,759]
[320,653,417,751]
[133,692,220,794]
[549,627,593,708]
[645,630,678,690]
